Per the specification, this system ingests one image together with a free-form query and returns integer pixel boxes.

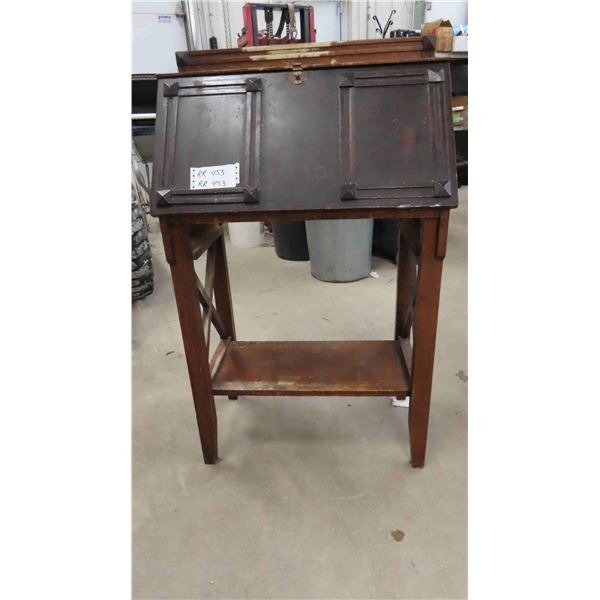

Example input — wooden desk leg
[213,232,238,400]
[161,221,218,464]
[408,214,449,468]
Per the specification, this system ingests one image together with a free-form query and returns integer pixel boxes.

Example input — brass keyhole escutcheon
[287,69,307,85]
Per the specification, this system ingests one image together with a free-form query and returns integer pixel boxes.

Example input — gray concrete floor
[132,187,467,599]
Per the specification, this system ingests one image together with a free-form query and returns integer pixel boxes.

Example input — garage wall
[191,0,342,48]
[133,1,469,72]
[190,1,420,48]
[340,1,415,41]
[314,1,341,41]
[132,1,189,73]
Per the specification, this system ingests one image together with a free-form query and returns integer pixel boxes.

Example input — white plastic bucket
[228,222,263,248]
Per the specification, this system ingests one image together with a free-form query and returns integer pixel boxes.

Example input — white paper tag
[190,163,240,190]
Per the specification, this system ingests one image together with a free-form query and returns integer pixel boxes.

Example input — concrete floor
[132,187,467,599]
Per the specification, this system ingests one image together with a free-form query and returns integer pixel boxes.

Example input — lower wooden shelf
[211,340,410,397]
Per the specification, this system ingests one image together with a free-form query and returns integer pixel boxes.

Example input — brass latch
[287,64,307,85]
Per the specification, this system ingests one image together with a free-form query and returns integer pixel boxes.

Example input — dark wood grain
[436,210,450,258]
[201,243,216,347]
[395,221,419,340]
[212,341,410,397]
[212,232,236,340]
[162,206,446,225]
[195,272,228,340]
[408,216,448,468]
[189,224,223,259]
[151,60,457,217]
[161,222,218,464]
[172,37,434,77]
[153,43,457,467]
[212,232,238,400]
[209,338,232,380]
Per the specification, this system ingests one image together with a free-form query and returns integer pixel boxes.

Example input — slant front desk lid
[151,38,458,219]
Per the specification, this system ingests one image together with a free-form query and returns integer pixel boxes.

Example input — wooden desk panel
[151,62,457,217]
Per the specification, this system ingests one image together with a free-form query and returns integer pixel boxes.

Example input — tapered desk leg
[161,221,218,464]
[406,214,449,468]
[213,233,238,400]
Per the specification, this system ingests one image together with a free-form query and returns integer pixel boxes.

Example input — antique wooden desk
[151,38,458,467]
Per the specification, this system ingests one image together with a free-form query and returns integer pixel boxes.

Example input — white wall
[313,1,341,42]
[424,1,468,27]
[132,1,189,73]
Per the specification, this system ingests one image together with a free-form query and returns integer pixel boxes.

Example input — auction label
[190,163,240,190]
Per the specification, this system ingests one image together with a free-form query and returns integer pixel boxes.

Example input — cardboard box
[421,19,454,52]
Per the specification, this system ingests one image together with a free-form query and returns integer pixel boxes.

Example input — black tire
[132,192,154,301]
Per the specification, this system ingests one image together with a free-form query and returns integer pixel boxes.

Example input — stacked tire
[132,191,154,301]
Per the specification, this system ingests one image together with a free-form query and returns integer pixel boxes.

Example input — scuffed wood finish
[161,222,218,464]
[212,232,237,400]
[173,37,434,76]
[408,216,449,468]
[436,211,450,258]
[395,222,419,341]
[189,224,223,259]
[151,44,457,218]
[160,211,451,466]
[153,44,457,467]
[209,338,232,380]
[212,341,410,397]
[212,233,236,341]
[163,207,447,225]
[195,272,229,340]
